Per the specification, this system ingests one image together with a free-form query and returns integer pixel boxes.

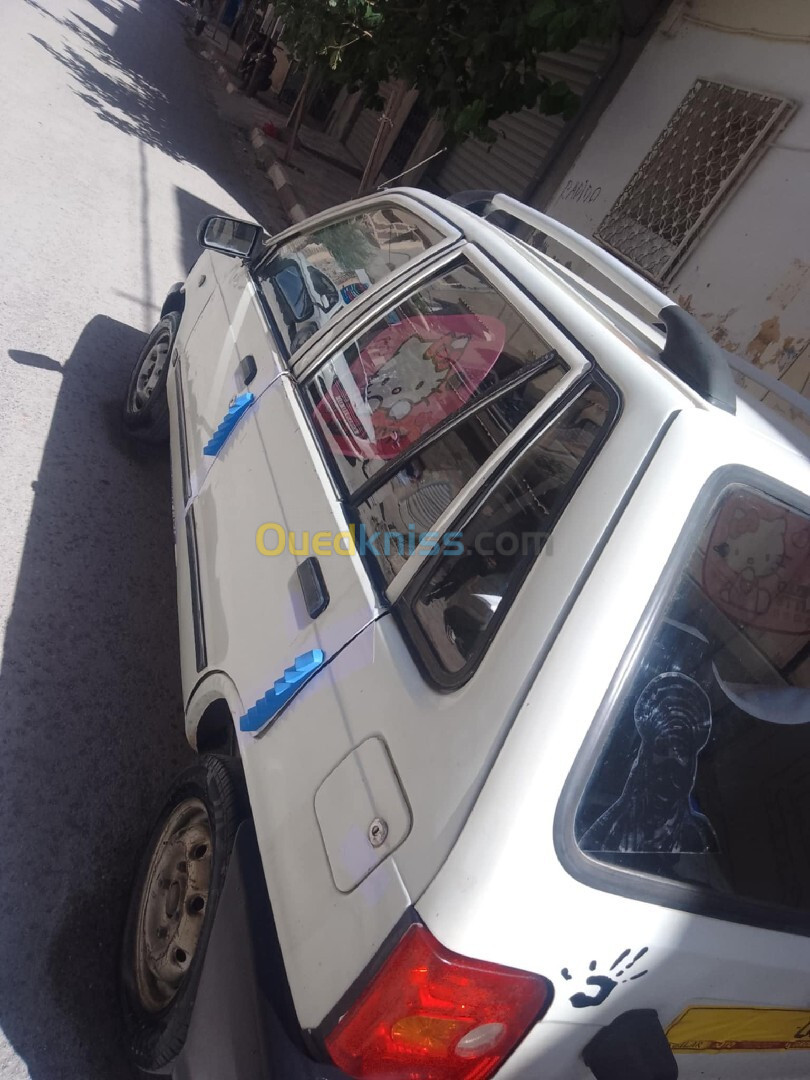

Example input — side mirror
[197,215,263,259]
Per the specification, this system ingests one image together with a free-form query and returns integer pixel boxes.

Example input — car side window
[575,483,810,924]
[355,363,567,584]
[254,205,445,356]
[403,383,614,679]
[305,261,568,500]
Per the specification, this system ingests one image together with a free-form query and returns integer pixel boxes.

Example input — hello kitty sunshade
[313,313,506,462]
[702,488,810,635]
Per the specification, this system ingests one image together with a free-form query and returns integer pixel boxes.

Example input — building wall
[539,0,810,395]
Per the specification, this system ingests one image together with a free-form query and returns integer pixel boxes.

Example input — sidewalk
[192,35,363,225]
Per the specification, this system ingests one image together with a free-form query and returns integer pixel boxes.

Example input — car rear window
[255,205,445,356]
[576,483,810,918]
[306,261,568,498]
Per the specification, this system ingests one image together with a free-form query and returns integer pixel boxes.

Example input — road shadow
[7,349,64,373]
[0,316,193,1079]
[27,0,274,228]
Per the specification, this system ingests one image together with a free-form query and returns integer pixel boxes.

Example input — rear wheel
[120,755,244,1071]
[122,312,180,443]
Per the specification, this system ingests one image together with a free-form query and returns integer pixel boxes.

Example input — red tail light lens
[325,922,552,1080]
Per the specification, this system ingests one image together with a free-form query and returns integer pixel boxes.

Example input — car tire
[122,312,181,444]
[120,755,245,1072]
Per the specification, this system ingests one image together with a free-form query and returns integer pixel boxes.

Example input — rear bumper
[170,820,346,1080]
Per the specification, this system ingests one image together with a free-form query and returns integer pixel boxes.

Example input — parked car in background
[120,188,810,1080]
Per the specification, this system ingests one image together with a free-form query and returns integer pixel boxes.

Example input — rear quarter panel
[415,409,810,1075]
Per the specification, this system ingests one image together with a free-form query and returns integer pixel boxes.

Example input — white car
[120,189,810,1080]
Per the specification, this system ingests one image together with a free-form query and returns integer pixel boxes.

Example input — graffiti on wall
[559,178,602,204]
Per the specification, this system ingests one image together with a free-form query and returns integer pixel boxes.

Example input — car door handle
[202,391,254,457]
[296,556,330,619]
[240,354,257,386]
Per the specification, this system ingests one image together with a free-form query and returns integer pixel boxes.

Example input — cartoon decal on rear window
[577,484,810,918]
[313,314,505,461]
[703,490,810,633]
[306,260,569,497]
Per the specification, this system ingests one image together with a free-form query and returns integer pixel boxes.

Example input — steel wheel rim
[133,797,212,1013]
[130,333,170,413]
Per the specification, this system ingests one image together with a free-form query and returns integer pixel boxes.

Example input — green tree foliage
[273,0,618,141]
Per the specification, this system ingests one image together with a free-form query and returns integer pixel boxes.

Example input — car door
[179,197,459,495]
[187,235,468,710]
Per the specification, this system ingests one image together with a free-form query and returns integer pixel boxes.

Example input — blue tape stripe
[239,649,326,735]
[203,391,254,457]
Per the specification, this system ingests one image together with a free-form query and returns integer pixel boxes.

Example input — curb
[198,44,309,226]
[198,46,238,94]
[215,61,238,95]
[250,128,308,223]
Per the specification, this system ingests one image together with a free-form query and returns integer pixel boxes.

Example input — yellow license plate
[668,1007,810,1053]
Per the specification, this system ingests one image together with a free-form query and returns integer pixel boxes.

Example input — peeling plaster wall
[538,0,810,399]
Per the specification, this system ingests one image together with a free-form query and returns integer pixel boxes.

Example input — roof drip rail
[451,192,810,423]
[488,194,672,320]
[447,189,514,230]
[727,352,810,423]
[482,195,737,413]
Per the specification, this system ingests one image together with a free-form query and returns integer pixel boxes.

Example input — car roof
[392,187,810,451]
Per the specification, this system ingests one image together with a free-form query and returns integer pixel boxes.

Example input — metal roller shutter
[432,42,611,198]
[346,107,381,168]
[345,82,395,169]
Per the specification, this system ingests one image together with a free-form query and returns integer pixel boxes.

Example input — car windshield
[254,205,445,357]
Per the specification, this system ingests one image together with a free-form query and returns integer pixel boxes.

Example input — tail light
[324,922,552,1080]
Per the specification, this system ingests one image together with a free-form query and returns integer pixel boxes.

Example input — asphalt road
[0,2,285,1076]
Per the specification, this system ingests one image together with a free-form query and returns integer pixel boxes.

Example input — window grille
[595,79,795,281]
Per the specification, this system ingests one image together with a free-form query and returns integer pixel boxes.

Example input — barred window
[595,80,794,282]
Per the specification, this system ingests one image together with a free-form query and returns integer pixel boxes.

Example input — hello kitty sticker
[703,491,810,634]
[316,314,506,460]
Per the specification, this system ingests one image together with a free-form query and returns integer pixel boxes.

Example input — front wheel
[122,311,180,444]
[120,755,244,1071]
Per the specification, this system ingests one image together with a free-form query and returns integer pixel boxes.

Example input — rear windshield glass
[576,483,810,917]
